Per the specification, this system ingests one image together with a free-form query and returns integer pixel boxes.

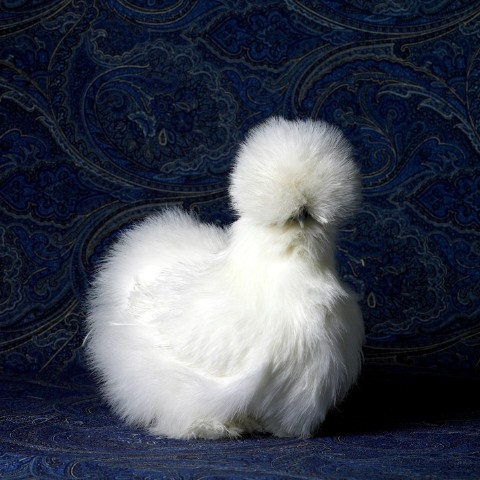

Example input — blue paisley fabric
[1,368,479,479]
[1,1,480,478]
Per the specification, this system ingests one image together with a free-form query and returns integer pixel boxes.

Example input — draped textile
[1,2,479,478]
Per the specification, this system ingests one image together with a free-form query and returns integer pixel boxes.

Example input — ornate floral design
[1,2,480,477]
[206,8,320,68]
[1,370,479,477]
[415,174,480,228]
[84,40,237,182]
[0,163,94,222]
[1,0,479,380]
[0,227,23,323]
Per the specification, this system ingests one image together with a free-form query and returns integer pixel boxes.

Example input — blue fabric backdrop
[1,1,480,478]
[1,0,479,379]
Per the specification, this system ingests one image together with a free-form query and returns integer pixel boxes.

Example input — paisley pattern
[3,0,478,376]
[1,1,480,476]
[1,368,479,479]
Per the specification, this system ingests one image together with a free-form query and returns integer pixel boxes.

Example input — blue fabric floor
[2,367,479,479]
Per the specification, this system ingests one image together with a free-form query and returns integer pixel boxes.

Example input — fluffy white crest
[230,117,361,227]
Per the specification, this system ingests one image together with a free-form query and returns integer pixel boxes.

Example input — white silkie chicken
[85,117,364,439]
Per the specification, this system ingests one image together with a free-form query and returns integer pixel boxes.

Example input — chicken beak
[296,208,308,229]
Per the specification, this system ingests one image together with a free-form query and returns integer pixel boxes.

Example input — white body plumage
[85,117,364,439]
